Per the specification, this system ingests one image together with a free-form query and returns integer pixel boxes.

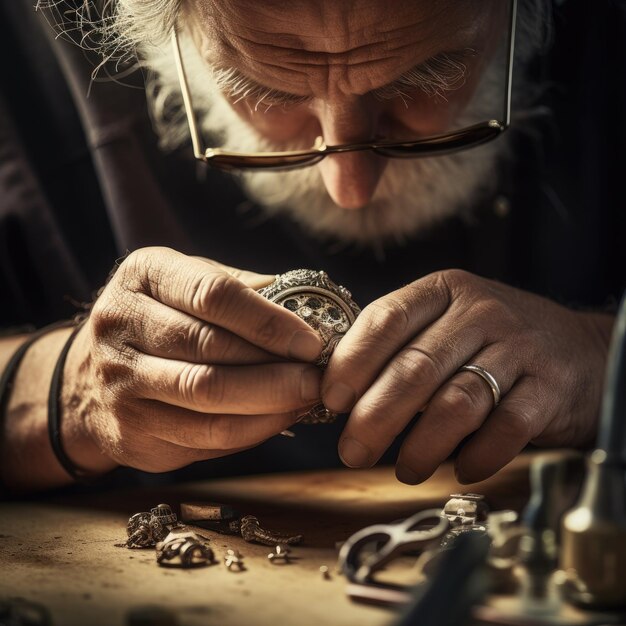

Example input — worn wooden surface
[0,456,536,626]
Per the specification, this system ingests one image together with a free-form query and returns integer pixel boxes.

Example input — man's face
[185,0,506,211]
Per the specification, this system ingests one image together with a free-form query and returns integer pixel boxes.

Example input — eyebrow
[212,48,477,111]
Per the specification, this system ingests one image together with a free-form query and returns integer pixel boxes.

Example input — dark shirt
[0,0,624,480]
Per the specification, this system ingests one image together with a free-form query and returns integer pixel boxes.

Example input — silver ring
[459,365,502,407]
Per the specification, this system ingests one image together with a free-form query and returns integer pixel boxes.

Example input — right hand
[62,247,323,474]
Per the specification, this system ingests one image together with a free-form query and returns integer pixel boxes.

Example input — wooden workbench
[0,456,535,626]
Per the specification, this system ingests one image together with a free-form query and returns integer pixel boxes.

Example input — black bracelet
[0,321,78,494]
[47,320,96,483]
[0,321,77,423]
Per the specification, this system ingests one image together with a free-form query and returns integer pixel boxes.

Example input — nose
[315,98,387,210]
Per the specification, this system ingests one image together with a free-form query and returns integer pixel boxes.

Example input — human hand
[62,247,323,474]
[322,270,613,484]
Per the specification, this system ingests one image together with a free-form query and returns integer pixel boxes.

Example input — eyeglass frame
[171,0,517,171]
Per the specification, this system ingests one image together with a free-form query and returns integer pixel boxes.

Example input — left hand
[322,270,614,484]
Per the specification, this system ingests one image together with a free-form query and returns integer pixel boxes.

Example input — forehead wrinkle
[201,0,457,54]
[212,22,439,95]
[216,45,420,99]
[211,0,466,52]
[193,0,489,98]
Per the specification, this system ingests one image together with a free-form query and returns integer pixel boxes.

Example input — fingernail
[396,465,422,485]
[301,368,321,402]
[289,330,322,361]
[339,437,371,468]
[324,382,356,413]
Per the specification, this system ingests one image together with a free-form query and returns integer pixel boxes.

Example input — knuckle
[363,297,411,338]
[189,271,238,317]
[497,404,534,441]
[192,322,228,362]
[472,297,506,320]
[90,291,143,348]
[437,380,486,419]
[177,363,224,408]
[437,268,473,294]
[116,247,176,297]
[124,246,169,271]
[252,314,282,348]
[117,248,152,291]
[93,355,136,391]
[394,344,445,384]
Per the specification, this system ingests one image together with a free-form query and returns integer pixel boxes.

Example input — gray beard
[142,9,545,250]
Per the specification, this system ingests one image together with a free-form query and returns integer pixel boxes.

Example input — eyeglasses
[172,0,517,172]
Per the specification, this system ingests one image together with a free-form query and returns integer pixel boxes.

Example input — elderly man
[0,0,623,492]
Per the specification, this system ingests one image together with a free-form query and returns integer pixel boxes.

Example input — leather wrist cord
[0,320,77,494]
[47,319,98,484]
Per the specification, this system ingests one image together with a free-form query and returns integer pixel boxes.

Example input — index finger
[121,247,322,361]
[322,271,452,412]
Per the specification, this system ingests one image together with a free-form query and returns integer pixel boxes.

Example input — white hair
[38,0,553,249]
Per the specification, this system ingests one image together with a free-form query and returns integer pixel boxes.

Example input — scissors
[338,509,450,584]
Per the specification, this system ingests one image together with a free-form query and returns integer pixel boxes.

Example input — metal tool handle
[597,292,626,463]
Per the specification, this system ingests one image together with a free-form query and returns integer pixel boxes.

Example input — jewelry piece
[151,503,178,525]
[224,549,245,571]
[440,493,490,549]
[126,504,180,549]
[156,530,214,568]
[267,545,291,564]
[239,515,303,546]
[258,269,361,424]
[458,364,502,407]
[443,494,488,527]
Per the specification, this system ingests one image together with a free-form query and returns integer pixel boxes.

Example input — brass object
[155,530,214,568]
[561,450,626,609]
[267,545,291,564]
[258,270,361,424]
[484,510,522,595]
[561,295,626,610]
[239,515,303,546]
[514,454,586,617]
[224,549,245,571]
